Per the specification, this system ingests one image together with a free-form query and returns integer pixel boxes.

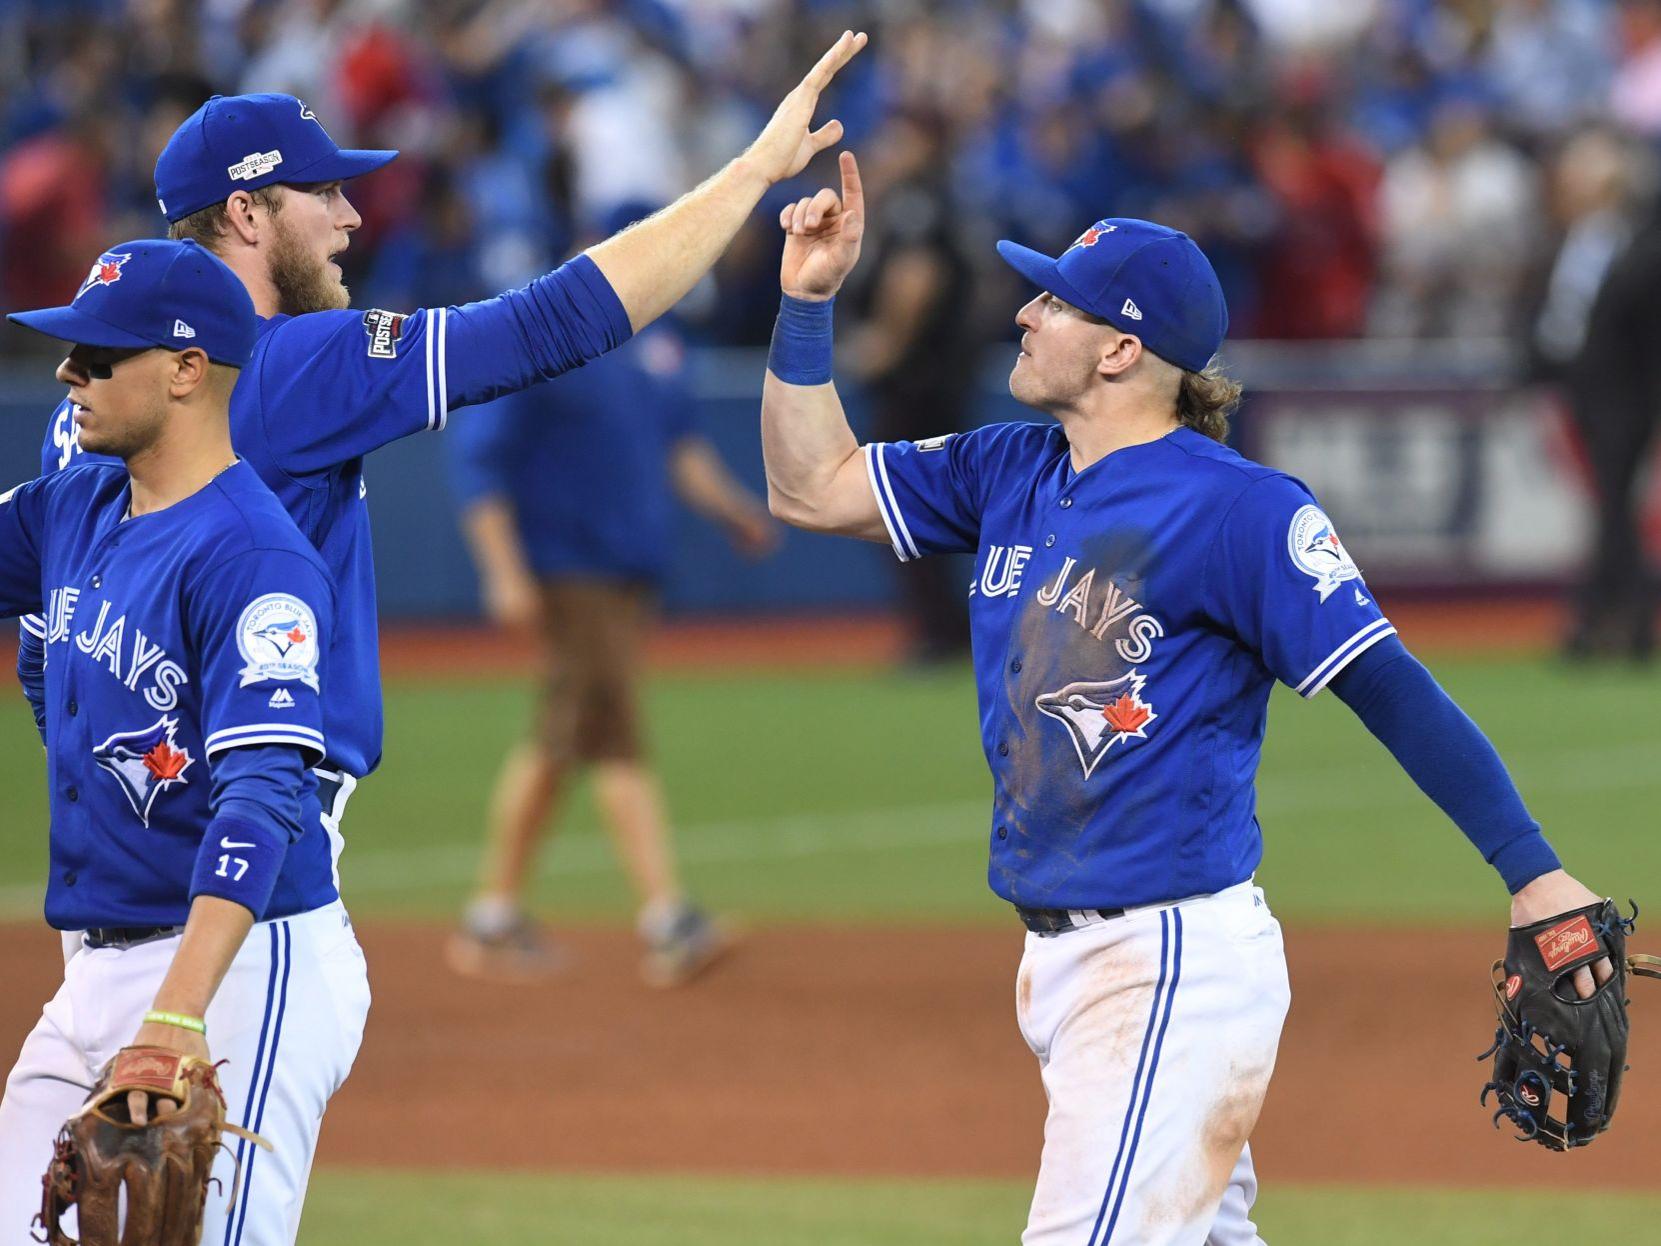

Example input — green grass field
[298,1170,1661,1245]
[4,649,1659,1242]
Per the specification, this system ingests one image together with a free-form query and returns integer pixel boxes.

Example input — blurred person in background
[445,229,778,984]
[1371,91,1541,338]
[1483,0,1616,144]
[1540,131,1661,660]
[1611,0,1661,138]
[842,109,981,664]
[1250,80,1380,338]
[0,109,112,314]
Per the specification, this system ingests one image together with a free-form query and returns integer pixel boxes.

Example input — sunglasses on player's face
[62,344,161,381]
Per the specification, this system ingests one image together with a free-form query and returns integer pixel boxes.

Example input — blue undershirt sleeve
[443,254,634,409]
[190,742,308,918]
[1327,634,1561,893]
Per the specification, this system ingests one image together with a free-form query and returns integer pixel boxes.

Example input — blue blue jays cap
[996,219,1228,373]
[154,93,398,222]
[7,239,258,367]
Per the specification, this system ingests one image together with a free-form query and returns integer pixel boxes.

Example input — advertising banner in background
[1245,385,1592,591]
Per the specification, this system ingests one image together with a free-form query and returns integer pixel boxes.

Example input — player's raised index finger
[804,30,867,93]
[839,151,864,212]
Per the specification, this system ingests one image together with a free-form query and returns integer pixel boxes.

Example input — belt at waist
[314,767,358,824]
[83,925,182,950]
[1015,905,1128,935]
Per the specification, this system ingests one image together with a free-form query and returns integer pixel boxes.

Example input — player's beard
[267,214,350,316]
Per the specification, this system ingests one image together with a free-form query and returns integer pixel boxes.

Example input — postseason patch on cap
[362,309,407,359]
[227,149,283,182]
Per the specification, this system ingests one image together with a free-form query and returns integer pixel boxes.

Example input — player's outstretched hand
[780,151,864,302]
[1510,868,1615,999]
[742,31,867,187]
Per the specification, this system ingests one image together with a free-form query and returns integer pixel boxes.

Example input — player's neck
[220,246,282,318]
[124,415,238,517]
[1058,401,1180,473]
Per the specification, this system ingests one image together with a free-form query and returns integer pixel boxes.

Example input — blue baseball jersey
[446,323,697,585]
[0,461,338,929]
[36,254,632,776]
[865,423,1396,911]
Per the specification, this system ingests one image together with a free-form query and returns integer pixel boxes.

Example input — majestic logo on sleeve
[93,717,195,826]
[76,251,131,298]
[236,593,321,691]
[1288,505,1361,603]
[363,309,407,359]
[1036,671,1158,778]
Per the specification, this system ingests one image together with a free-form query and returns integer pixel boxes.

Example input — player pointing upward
[759,151,1615,1244]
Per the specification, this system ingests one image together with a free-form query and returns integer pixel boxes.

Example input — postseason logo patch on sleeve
[362,308,408,360]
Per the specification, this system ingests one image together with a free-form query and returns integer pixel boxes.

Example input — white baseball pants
[0,900,370,1246]
[1017,881,1291,1246]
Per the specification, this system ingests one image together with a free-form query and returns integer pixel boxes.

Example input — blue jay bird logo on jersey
[237,593,322,690]
[1288,505,1361,603]
[1036,671,1158,779]
[77,252,131,298]
[93,717,195,826]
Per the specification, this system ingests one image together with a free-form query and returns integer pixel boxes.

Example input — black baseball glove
[1479,899,1661,1149]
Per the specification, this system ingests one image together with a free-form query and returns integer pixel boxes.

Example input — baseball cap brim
[7,306,156,350]
[286,148,399,184]
[996,240,1114,326]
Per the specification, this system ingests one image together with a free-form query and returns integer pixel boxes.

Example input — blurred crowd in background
[6,0,1661,353]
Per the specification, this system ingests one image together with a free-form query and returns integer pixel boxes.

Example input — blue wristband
[768,294,834,385]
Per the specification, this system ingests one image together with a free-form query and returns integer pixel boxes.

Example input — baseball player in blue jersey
[758,153,1616,1245]
[0,240,367,1244]
[16,33,866,890]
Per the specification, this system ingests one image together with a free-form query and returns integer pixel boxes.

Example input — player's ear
[1097,332,1141,379]
[222,191,266,246]
[166,348,212,399]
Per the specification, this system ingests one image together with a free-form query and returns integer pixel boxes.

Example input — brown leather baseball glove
[34,1046,269,1246]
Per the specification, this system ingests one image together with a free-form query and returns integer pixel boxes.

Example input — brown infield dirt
[3,920,1657,1190]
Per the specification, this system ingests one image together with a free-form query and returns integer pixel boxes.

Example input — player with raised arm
[757,152,1645,1242]
[16,32,865,939]
[0,240,364,1246]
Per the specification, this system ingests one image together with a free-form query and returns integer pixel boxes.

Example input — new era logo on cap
[172,320,196,339]
[1120,298,1144,322]
[227,149,283,181]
